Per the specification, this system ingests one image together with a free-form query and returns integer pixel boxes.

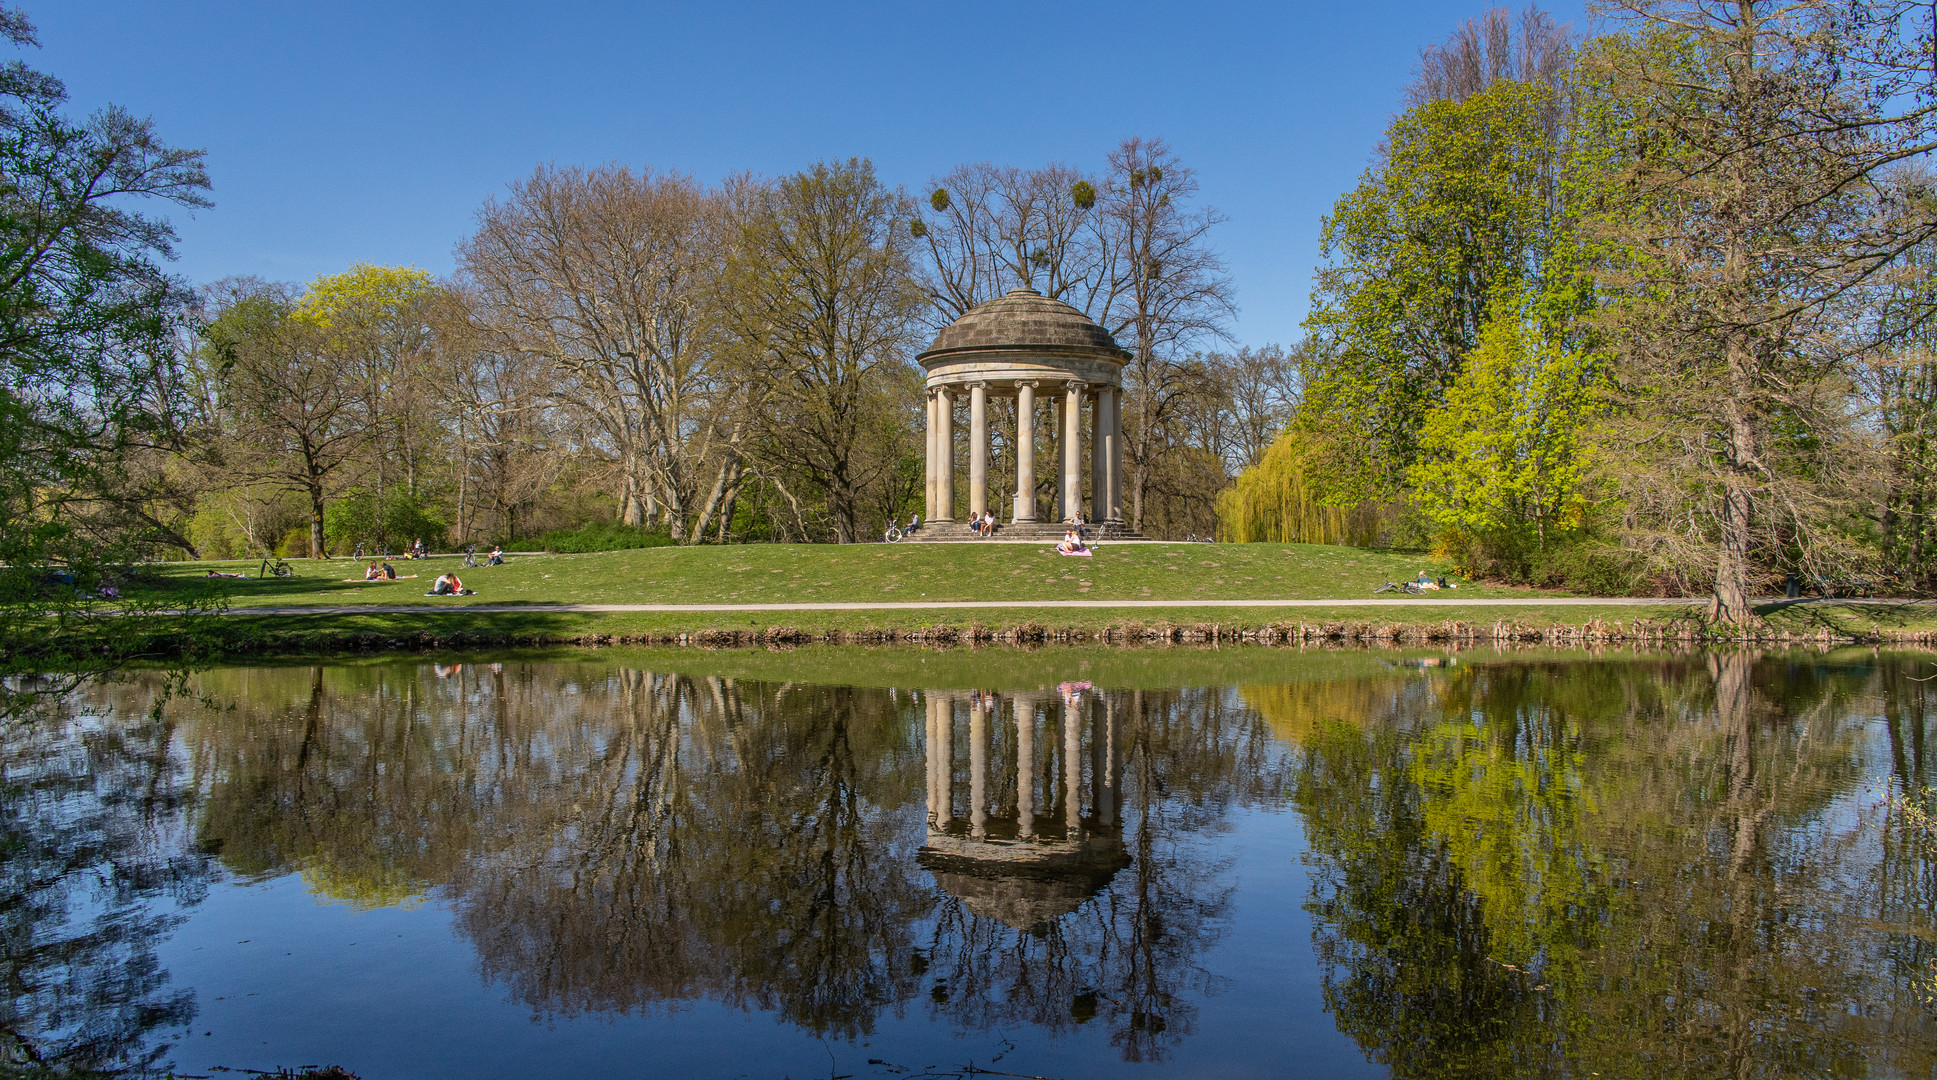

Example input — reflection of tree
[1286,653,1937,1078]
[183,665,940,1037]
[920,688,1284,1063]
[173,666,1278,1057]
[455,675,934,1037]
[0,693,212,1071]
[192,665,482,905]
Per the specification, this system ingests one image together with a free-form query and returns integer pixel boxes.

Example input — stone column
[1107,389,1123,526]
[968,382,989,521]
[1053,397,1068,521]
[936,695,954,828]
[924,694,939,823]
[1015,697,1035,838]
[969,695,989,839]
[1090,390,1107,523]
[923,390,938,521]
[936,387,955,522]
[1107,388,1123,523]
[1062,381,1084,522]
[1064,693,1083,833]
[1014,382,1037,523]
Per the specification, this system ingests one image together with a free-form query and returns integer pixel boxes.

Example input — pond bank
[89,607,1935,659]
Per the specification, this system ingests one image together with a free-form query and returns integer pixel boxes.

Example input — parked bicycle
[257,556,295,579]
[462,544,480,568]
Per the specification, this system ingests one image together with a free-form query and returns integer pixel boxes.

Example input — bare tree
[721,159,925,544]
[1102,137,1237,532]
[457,164,741,543]
[1204,343,1302,471]
[1405,5,1575,107]
[912,161,1111,325]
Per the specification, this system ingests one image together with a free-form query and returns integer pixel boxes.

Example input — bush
[1435,528,1645,595]
[533,522,676,553]
[325,490,449,554]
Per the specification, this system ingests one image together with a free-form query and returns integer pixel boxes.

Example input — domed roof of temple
[918,286,1128,361]
[918,836,1131,932]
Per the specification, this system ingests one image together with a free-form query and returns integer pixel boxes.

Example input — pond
[4,646,1933,1079]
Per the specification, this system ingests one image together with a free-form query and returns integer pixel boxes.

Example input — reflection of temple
[919,689,1130,931]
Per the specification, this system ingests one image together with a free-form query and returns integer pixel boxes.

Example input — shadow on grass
[218,607,596,658]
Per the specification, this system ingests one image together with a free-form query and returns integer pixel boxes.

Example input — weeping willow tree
[1215,434,1381,545]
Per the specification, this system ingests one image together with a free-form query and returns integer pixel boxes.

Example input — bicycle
[883,524,904,543]
[257,556,295,579]
[1373,580,1426,595]
[462,545,480,568]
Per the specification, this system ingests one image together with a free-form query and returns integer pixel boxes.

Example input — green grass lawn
[108,543,1937,655]
[136,542,1557,610]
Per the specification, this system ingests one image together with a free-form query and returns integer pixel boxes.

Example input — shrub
[1435,528,1645,595]
[325,490,449,554]
[533,523,675,553]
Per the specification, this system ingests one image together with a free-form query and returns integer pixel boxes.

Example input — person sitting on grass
[364,560,383,581]
[1056,529,1090,556]
[381,560,398,580]
[488,545,504,565]
[1415,570,1442,591]
[429,572,472,596]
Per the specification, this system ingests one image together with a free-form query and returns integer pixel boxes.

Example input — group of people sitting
[965,511,1000,537]
[428,572,472,596]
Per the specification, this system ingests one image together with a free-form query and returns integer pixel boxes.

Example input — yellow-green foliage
[294,263,436,332]
[1410,292,1600,547]
[1216,434,1381,545]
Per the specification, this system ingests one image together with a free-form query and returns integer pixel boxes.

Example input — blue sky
[42,1,1585,349]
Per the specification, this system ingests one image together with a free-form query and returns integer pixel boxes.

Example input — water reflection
[1279,651,1937,1078]
[0,696,211,1072]
[1,649,1931,1077]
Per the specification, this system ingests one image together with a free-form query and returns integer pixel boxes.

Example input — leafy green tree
[1409,285,1602,556]
[0,4,220,711]
[1302,78,1575,501]
[1574,1,1937,622]
[200,280,365,558]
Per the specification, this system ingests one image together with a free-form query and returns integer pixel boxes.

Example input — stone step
[894,520,1145,543]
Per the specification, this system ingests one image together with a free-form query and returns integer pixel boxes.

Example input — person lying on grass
[428,572,474,596]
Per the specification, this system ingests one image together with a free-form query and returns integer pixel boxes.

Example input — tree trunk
[622,471,645,527]
[307,477,328,559]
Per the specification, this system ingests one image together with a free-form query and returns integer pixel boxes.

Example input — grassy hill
[116,542,1918,652]
[140,541,1547,609]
